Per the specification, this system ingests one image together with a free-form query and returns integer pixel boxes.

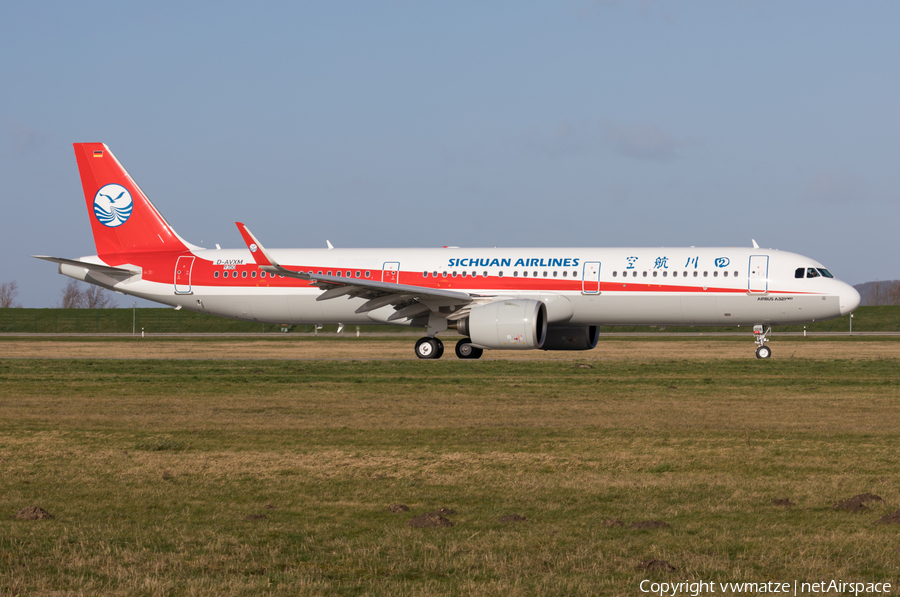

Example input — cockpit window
[806,268,820,278]
[817,268,834,278]
[795,268,804,279]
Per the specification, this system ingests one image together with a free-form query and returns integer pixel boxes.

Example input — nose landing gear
[754,325,772,359]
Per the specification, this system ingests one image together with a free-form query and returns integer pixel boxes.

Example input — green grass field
[2,352,900,595]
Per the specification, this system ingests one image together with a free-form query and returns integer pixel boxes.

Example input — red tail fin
[74,143,189,255]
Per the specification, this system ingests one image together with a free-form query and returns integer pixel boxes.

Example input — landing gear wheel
[415,337,443,359]
[756,345,772,359]
[455,338,484,360]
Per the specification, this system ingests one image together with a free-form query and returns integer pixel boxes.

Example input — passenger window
[734,271,738,277]
[534,271,538,277]
[663,271,667,277]
[553,271,558,277]
[261,271,266,278]
[543,271,548,278]
[807,268,819,278]
[652,271,658,277]
[523,271,528,277]
[214,271,219,278]
[643,271,647,278]
[513,271,518,277]
[327,271,332,276]
[433,271,438,277]
[713,271,718,277]
[452,271,457,277]
[442,272,447,278]
[693,271,698,277]
[723,271,728,277]
[355,271,361,278]
[484,271,488,277]
[703,271,708,277]
[318,271,323,275]
[346,271,351,277]
[471,271,477,277]
[672,271,677,277]
[251,271,257,278]
[498,271,503,278]
[613,271,618,277]
[462,271,467,277]
[562,271,568,277]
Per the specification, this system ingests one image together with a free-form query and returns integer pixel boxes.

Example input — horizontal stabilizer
[32,255,141,276]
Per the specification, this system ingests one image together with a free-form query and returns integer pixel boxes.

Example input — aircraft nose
[839,283,861,316]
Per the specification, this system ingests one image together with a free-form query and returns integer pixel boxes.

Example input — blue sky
[2,1,898,307]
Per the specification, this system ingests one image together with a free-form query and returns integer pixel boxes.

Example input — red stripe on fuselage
[117,255,820,295]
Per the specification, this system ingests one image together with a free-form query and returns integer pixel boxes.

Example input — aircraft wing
[235,223,473,320]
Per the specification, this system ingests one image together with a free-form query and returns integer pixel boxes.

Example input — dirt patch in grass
[875,510,900,525]
[601,519,625,527]
[430,507,456,516]
[388,504,409,513]
[834,493,883,512]
[630,520,670,529]
[772,499,795,506]
[13,506,53,520]
[408,512,454,528]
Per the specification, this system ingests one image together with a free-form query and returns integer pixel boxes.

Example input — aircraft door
[748,255,769,293]
[383,262,400,284]
[582,261,601,294]
[174,256,195,294]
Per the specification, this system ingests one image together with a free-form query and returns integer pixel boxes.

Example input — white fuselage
[66,245,860,328]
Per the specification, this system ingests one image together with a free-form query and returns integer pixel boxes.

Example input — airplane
[36,143,860,360]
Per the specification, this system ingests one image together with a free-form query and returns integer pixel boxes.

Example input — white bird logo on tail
[93,184,134,227]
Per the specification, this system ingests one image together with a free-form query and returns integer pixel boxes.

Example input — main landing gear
[455,337,483,360]
[753,324,772,359]
[415,337,444,359]
[414,337,483,360]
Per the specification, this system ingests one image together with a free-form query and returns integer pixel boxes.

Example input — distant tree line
[1,280,116,309]
[859,280,900,306]
[57,280,116,309]
[0,281,20,308]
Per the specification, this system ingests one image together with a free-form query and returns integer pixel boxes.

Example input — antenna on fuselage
[752,239,760,249]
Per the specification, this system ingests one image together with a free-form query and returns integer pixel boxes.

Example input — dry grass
[1,336,898,360]
[1,339,899,595]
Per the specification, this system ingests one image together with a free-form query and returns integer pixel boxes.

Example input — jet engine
[541,325,599,351]
[458,299,547,350]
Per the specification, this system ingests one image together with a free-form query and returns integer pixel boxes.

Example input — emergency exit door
[748,255,768,293]
[382,262,400,284]
[174,256,195,294]
[582,261,601,294]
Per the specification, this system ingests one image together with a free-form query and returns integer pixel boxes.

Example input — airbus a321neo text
[36,143,861,359]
